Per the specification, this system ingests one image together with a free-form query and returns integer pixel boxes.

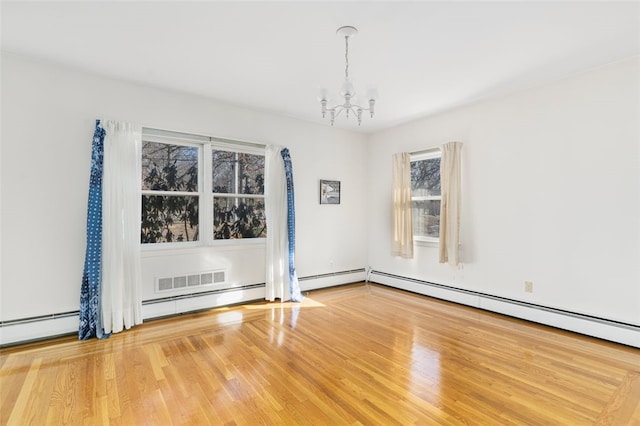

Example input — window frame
[410,149,442,245]
[210,143,266,241]
[140,131,266,250]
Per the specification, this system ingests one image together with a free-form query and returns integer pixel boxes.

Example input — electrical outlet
[524,281,533,293]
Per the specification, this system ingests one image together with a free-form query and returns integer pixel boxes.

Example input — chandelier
[320,26,377,126]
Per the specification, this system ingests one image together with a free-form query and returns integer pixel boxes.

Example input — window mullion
[202,143,213,245]
[234,152,240,208]
[141,190,198,197]
[411,196,442,201]
[213,193,264,199]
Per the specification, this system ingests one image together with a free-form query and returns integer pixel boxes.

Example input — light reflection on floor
[410,331,441,403]
[215,297,325,326]
[215,298,326,346]
[242,297,326,310]
[216,310,244,325]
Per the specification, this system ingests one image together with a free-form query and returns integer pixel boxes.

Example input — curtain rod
[142,126,266,149]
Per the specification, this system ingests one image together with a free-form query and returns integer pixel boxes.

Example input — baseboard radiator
[299,268,366,290]
[0,269,366,347]
[369,270,640,348]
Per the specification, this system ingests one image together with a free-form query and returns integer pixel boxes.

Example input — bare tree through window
[411,155,441,239]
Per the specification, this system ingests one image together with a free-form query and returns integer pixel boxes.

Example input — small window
[411,150,441,242]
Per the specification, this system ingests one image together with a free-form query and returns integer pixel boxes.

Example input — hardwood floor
[1,283,639,425]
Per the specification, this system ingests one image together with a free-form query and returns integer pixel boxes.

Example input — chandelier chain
[344,36,350,80]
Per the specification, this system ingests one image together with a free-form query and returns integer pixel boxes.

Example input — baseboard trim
[0,284,265,347]
[0,269,367,347]
[141,284,266,320]
[0,315,80,348]
[370,270,640,348]
[299,269,366,291]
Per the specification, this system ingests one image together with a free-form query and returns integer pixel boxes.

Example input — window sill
[141,238,266,257]
[414,239,439,248]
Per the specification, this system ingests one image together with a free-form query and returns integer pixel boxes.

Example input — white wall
[2,51,638,345]
[0,53,368,323]
[367,57,640,326]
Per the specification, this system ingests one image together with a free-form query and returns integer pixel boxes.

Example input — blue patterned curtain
[280,148,303,302]
[79,120,109,340]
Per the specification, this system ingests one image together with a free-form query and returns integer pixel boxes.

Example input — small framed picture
[320,180,341,204]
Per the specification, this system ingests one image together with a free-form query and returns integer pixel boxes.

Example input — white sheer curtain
[391,152,414,259]
[439,141,463,266]
[265,144,289,301]
[102,121,143,333]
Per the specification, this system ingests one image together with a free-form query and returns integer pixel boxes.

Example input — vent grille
[156,270,226,293]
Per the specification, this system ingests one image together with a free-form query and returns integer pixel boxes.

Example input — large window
[141,133,265,245]
[411,150,441,242]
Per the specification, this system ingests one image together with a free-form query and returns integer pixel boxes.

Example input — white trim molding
[0,269,366,347]
[370,270,640,348]
[299,269,366,292]
[0,285,265,347]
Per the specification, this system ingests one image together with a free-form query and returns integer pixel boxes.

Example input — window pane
[141,195,199,243]
[213,197,266,239]
[411,157,441,196]
[142,142,198,191]
[238,153,265,195]
[212,151,265,195]
[412,200,440,238]
[212,150,235,193]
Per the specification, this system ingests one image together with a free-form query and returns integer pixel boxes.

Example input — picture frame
[320,180,341,204]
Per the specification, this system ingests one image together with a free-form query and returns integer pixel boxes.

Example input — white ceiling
[2,1,639,133]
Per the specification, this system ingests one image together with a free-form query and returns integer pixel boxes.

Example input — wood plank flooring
[1,283,639,425]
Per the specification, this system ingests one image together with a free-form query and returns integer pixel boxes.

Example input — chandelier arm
[348,103,371,111]
[327,102,371,110]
